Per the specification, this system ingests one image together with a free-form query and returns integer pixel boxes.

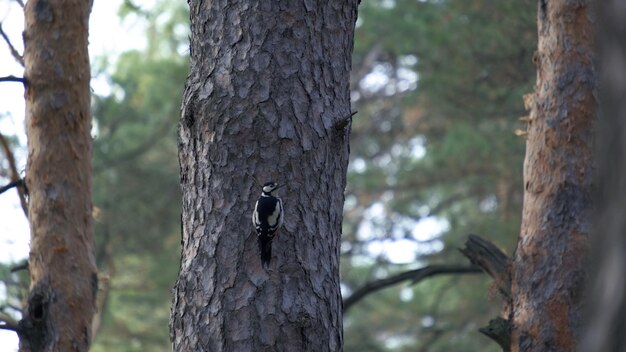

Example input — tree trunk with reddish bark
[20,0,97,351]
[169,1,358,351]
[510,1,596,351]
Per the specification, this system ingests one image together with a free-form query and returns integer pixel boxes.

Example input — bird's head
[262,181,283,195]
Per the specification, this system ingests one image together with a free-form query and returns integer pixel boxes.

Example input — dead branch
[460,235,512,351]
[0,132,28,217]
[0,23,24,66]
[0,75,25,84]
[459,234,510,299]
[479,317,511,352]
[0,323,19,333]
[343,264,482,312]
[0,311,20,333]
[10,261,28,273]
[0,312,19,327]
[333,111,358,131]
[0,179,23,194]
[0,304,22,315]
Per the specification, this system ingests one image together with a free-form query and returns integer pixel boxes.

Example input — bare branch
[479,317,511,352]
[0,311,20,333]
[92,259,113,340]
[333,111,358,131]
[0,132,28,217]
[343,264,482,312]
[459,234,511,298]
[0,304,22,315]
[0,312,19,327]
[0,178,23,194]
[0,75,25,84]
[13,0,25,8]
[0,23,24,66]
[10,261,28,273]
[0,323,19,332]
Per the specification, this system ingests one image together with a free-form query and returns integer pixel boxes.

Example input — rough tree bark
[580,1,626,350]
[19,1,97,351]
[510,1,596,351]
[170,1,358,351]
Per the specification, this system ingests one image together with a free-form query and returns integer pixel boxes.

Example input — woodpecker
[252,181,284,267]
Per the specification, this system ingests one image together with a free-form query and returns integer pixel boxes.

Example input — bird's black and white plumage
[252,181,284,267]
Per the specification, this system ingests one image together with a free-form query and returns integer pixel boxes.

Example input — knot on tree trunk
[18,278,52,352]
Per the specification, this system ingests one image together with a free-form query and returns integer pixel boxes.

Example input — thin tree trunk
[510,1,596,351]
[170,1,358,351]
[20,1,96,351]
[580,0,626,350]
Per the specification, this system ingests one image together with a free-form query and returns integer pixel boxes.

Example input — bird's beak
[275,184,285,190]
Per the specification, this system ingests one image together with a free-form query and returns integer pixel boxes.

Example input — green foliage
[90,2,188,351]
[343,0,536,350]
[0,261,28,318]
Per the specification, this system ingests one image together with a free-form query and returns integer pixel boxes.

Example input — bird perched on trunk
[252,181,284,267]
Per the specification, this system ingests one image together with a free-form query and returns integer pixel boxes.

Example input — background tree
[581,0,626,350]
[169,1,357,351]
[509,1,596,350]
[18,0,97,351]
[89,3,188,349]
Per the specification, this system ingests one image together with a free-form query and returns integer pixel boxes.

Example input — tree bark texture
[170,1,358,351]
[21,1,97,351]
[580,1,626,350]
[511,1,596,351]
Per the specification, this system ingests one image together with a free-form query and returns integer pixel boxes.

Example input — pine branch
[0,23,24,66]
[343,264,482,312]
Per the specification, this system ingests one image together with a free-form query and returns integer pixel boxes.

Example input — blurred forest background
[0,0,536,351]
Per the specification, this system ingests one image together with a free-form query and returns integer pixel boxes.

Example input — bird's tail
[258,235,272,268]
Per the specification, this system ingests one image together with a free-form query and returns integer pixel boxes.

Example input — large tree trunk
[20,0,96,351]
[580,0,626,350]
[170,1,358,351]
[510,1,596,351]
